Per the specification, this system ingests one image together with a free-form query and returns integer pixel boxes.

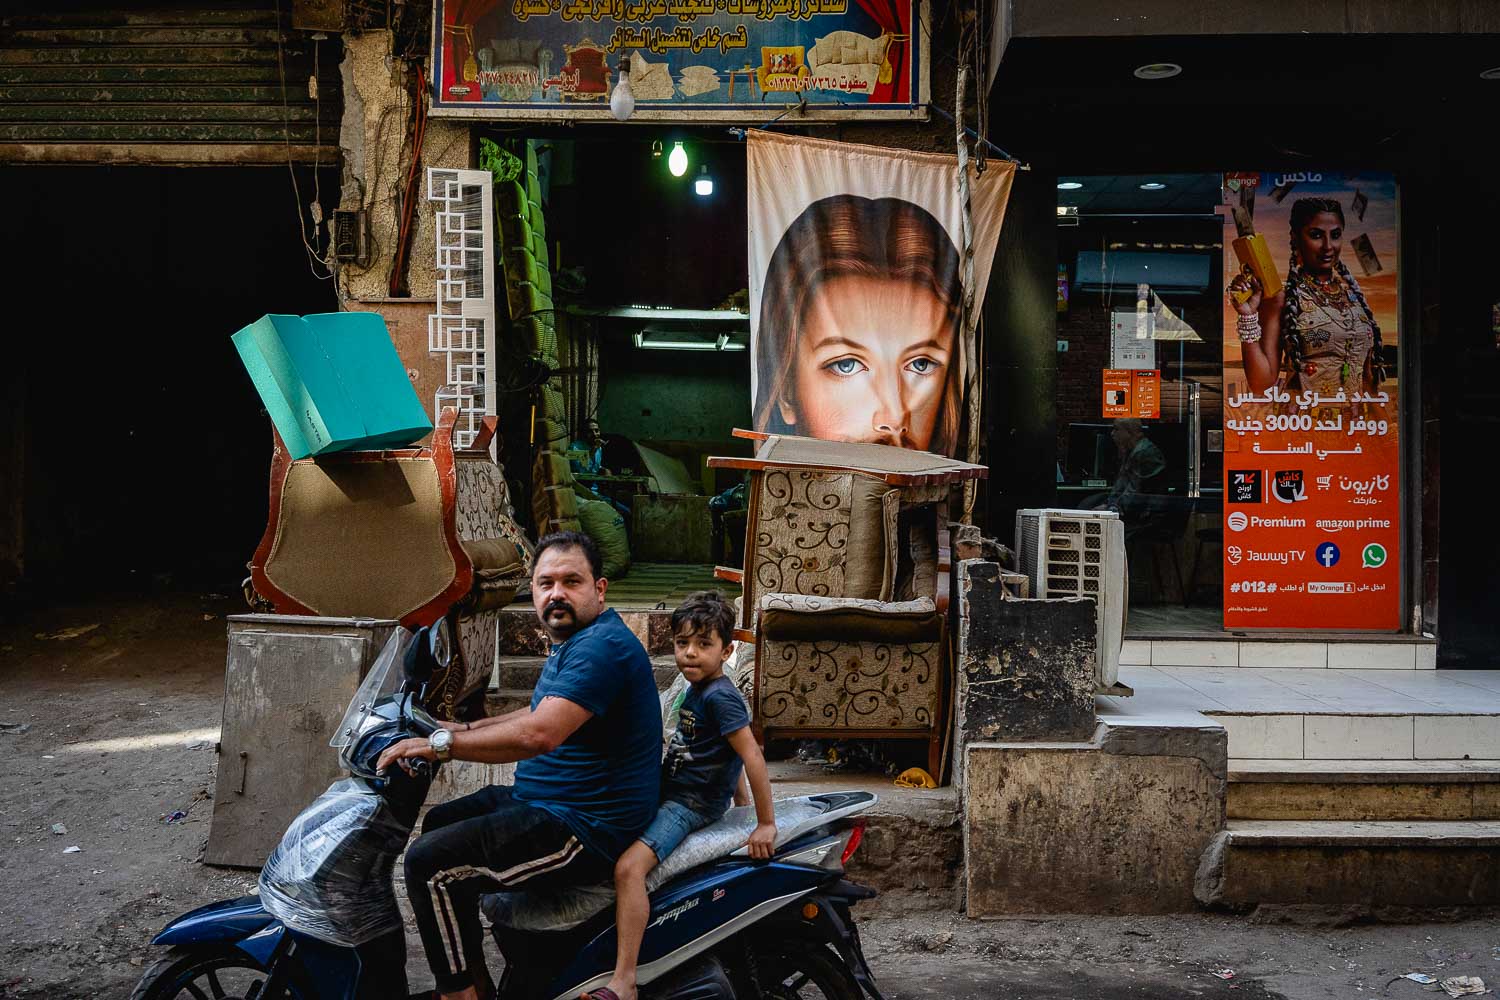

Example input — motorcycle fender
[151,896,277,951]
[763,885,885,1000]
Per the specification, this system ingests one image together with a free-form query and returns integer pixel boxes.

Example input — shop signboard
[430,0,928,120]
[746,131,1014,458]
[1219,171,1400,630]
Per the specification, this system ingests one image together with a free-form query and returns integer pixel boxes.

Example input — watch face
[431,729,453,754]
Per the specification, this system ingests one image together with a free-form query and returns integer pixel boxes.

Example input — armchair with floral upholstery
[708,432,987,781]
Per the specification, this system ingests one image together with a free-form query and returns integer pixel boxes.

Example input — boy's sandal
[580,990,622,1000]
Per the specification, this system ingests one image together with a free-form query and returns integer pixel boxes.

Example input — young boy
[584,592,776,1000]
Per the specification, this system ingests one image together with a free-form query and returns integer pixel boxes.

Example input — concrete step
[485,688,534,716]
[1206,711,1500,761]
[493,655,680,692]
[1195,818,1500,910]
[766,760,961,913]
[1228,759,1500,821]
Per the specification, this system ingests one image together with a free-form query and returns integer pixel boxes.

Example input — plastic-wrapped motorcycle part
[258,779,412,947]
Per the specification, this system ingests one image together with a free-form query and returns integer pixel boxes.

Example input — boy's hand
[746,822,777,860]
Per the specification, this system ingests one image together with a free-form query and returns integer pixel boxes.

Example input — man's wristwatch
[428,728,454,762]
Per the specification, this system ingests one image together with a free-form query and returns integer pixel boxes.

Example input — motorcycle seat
[480,790,873,933]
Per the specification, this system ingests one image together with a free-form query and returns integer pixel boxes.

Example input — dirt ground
[2,595,1497,999]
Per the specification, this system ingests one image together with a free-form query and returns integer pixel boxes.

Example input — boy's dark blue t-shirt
[662,674,751,816]
[511,608,661,860]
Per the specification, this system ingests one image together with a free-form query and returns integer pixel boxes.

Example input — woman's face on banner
[1295,211,1344,276]
[780,274,953,450]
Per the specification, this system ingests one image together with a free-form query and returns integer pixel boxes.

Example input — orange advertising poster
[1221,171,1400,630]
[1131,370,1160,419]
[1102,370,1132,417]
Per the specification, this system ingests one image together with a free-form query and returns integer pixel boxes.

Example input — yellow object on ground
[894,767,936,789]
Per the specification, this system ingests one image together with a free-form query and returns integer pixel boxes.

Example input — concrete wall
[338,31,469,302]
[964,722,1226,915]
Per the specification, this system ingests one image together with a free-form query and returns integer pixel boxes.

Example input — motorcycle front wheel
[129,944,312,1000]
[753,944,862,1000]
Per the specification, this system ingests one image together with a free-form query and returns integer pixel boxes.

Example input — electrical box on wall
[332,210,370,268]
[292,0,344,32]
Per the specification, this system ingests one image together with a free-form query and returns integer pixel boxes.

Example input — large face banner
[747,131,1013,456]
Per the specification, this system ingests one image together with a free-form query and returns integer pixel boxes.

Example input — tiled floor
[1100,666,1500,759]
[1120,638,1437,669]
[1104,665,1500,717]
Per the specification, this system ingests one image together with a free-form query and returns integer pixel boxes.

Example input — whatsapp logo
[1362,543,1388,569]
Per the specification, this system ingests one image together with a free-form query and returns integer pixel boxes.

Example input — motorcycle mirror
[402,619,452,684]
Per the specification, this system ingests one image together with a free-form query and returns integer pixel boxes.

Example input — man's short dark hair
[534,531,604,581]
[671,590,735,647]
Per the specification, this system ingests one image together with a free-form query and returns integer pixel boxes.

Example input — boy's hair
[671,590,735,647]
[534,531,604,581]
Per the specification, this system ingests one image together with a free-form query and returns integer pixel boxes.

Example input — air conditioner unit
[1015,508,1127,692]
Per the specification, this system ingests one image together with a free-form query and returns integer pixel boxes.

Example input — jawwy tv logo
[1273,470,1308,503]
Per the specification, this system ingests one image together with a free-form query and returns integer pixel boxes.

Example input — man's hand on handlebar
[376,737,436,777]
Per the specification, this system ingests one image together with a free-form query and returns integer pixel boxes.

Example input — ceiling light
[694,164,714,197]
[634,329,745,351]
[667,141,688,177]
[1133,62,1182,80]
[608,60,634,121]
[1057,181,1083,190]
[1481,67,1500,80]
[1138,181,1167,191]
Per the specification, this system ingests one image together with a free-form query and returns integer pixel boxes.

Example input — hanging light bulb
[609,59,634,121]
[650,140,663,160]
[694,164,714,197]
[667,141,688,177]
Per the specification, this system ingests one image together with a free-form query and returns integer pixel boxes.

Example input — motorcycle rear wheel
[753,944,862,1000]
[129,944,312,1000]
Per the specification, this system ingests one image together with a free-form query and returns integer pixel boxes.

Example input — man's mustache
[544,599,575,617]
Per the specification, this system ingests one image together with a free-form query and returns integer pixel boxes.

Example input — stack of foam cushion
[495,139,581,536]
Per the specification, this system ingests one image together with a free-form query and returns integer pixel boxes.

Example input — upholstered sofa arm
[756,592,942,644]
[456,537,528,614]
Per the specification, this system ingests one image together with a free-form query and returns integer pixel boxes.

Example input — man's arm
[439,705,529,732]
[725,727,776,860]
[377,696,592,772]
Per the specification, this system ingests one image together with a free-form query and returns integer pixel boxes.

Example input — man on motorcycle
[377,531,662,1000]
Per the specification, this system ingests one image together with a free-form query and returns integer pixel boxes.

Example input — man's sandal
[580,990,623,1000]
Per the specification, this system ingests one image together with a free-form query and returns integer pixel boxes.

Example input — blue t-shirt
[662,674,751,816]
[512,609,661,859]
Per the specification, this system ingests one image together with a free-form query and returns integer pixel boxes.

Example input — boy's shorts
[637,799,721,862]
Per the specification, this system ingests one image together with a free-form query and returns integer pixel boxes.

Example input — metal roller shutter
[0,6,340,165]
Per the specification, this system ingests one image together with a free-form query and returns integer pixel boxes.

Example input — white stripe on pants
[427,835,584,975]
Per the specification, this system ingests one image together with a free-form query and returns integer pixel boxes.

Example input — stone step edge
[1228,759,1500,783]
[1205,710,1500,718]
[1224,819,1500,848]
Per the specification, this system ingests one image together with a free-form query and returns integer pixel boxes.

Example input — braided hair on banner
[1280,197,1385,387]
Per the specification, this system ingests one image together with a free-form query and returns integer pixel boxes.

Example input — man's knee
[404,831,445,885]
[421,798,466,836]
[614,844,655,884]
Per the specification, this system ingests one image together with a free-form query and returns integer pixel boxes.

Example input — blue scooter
[133,624,886,1000]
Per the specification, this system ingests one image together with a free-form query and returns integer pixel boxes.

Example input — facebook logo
[1316,542,1341,568]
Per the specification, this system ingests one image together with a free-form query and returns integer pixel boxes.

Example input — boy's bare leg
[595,841,657,1000]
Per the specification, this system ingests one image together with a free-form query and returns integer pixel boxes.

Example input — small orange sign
[1132,370,1160,418]
[1103,369,1160,418]
[1102,370,1132,417]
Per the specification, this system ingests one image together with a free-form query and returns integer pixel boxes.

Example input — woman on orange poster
[1227,197,1386,400]
[753,194,962,454]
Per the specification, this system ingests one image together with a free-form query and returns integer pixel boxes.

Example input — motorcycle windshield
[330,628,414,748]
